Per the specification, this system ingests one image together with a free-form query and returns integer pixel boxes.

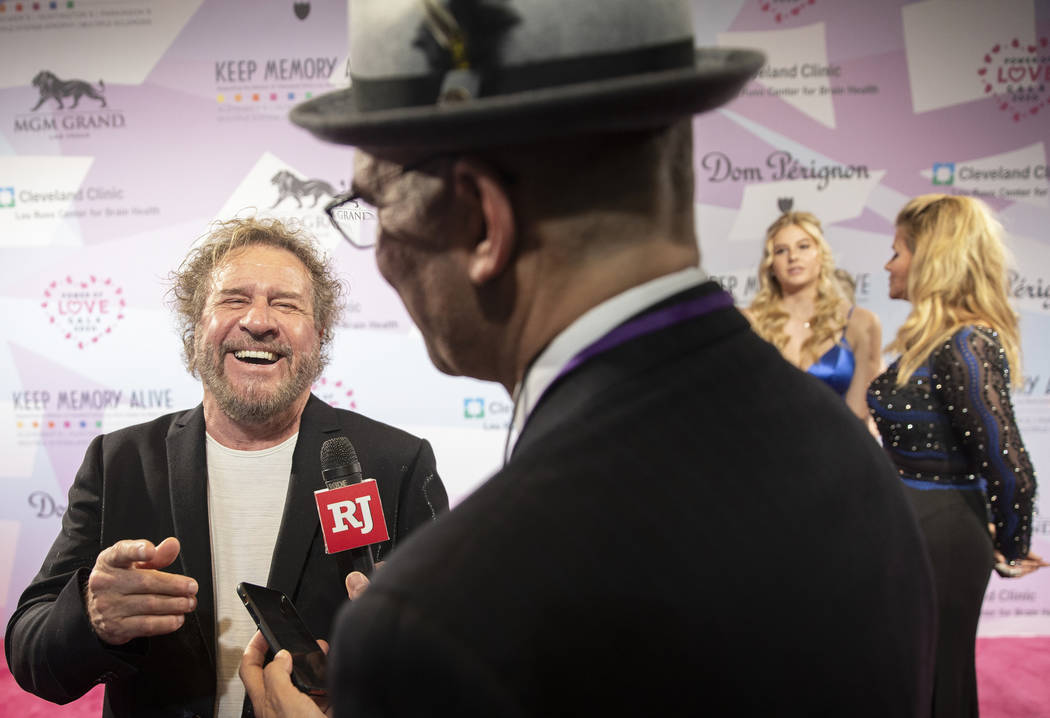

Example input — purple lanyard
[508,288,735,463]
[552,289,735,386]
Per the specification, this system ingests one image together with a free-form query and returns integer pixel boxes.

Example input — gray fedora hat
[291,0,764,151]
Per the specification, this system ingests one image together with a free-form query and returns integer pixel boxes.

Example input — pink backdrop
[1,0,1049,713]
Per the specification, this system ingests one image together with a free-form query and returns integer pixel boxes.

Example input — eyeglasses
[325,189,381,250]
[324,155,449,250]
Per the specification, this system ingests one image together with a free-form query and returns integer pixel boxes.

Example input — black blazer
[328,283,937,717]
[5,394,447,718]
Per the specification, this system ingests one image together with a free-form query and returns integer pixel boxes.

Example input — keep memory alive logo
[978,37,1050,122]
[12,386,177,445]
[213,55,338,113]
[15,70,126,135]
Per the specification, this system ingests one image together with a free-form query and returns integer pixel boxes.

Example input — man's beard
[197,339,323,425]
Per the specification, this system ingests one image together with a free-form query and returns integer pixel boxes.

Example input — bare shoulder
[848,305,880,330]
[845,305,881,347]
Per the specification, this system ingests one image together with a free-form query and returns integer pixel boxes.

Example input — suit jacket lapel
[267,394,345,599]
[166,404,216,670]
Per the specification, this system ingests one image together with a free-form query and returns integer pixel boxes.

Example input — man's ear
[451,158,515,285]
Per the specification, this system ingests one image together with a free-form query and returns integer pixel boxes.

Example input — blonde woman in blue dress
[745,211,882,424]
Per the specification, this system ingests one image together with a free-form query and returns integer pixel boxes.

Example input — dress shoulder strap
[839,305,856,349]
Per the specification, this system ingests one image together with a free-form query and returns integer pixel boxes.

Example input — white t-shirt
[205,431,297,718]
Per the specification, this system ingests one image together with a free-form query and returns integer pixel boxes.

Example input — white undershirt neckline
[205,430,298,718]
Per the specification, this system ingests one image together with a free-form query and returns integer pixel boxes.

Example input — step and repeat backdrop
[1,0,1048,656]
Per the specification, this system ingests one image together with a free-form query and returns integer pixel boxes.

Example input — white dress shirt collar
[505,266,708,461]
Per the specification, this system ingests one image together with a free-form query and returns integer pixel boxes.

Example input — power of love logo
[978,37,1050,122]
[313,376,356,410]
[759,0,816,24]
[42,275,126,349]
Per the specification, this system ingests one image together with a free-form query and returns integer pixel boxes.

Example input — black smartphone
[236,582,327,695]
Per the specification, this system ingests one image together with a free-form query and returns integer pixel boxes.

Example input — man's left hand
[240,631,329,718]
[344,560,385,600]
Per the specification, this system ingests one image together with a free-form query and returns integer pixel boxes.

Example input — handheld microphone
[317,436,388,577]
[321,435,362,489]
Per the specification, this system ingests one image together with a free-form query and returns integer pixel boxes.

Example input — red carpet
[2,637,1048,715]
[975,636,1050,718]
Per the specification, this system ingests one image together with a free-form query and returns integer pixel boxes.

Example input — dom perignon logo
[15,70,127,136]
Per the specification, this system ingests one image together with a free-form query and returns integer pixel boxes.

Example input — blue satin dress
[806,337,855,397]
[806,307,856,396]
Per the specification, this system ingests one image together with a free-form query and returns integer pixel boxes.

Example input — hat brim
[290,48,764,151]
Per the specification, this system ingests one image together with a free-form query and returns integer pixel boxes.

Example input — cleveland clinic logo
[932,163,955,186]
[464,398,484,419]
[929,161,1048,196]
[0,187,14,208]
[463,397,512,429]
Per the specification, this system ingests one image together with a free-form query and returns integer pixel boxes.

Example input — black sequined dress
[868,325,1036,718]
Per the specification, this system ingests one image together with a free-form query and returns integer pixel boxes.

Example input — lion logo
[271,170,340,208]
[31,71,107,111]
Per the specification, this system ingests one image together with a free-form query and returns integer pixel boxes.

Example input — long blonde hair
[748,211,846,366]
[888,194,1021,386]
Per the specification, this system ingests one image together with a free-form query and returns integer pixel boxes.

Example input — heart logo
[759,0,817,24]
[978,37,1050,122]
[41,275,126,349]
[312,376,357,410]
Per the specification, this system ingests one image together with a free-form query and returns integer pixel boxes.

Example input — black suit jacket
[328,282,937,717]
[5,394,447,718]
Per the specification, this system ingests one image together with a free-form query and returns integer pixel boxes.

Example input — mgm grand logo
[15,71,126,134]
[271,170,345,209]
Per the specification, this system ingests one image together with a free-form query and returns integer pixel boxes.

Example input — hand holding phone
[236,582,327,695]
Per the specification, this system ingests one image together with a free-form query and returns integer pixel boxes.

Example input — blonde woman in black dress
[869,194,1046,717]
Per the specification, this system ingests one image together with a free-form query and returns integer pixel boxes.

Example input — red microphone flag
[314,479,389,554]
